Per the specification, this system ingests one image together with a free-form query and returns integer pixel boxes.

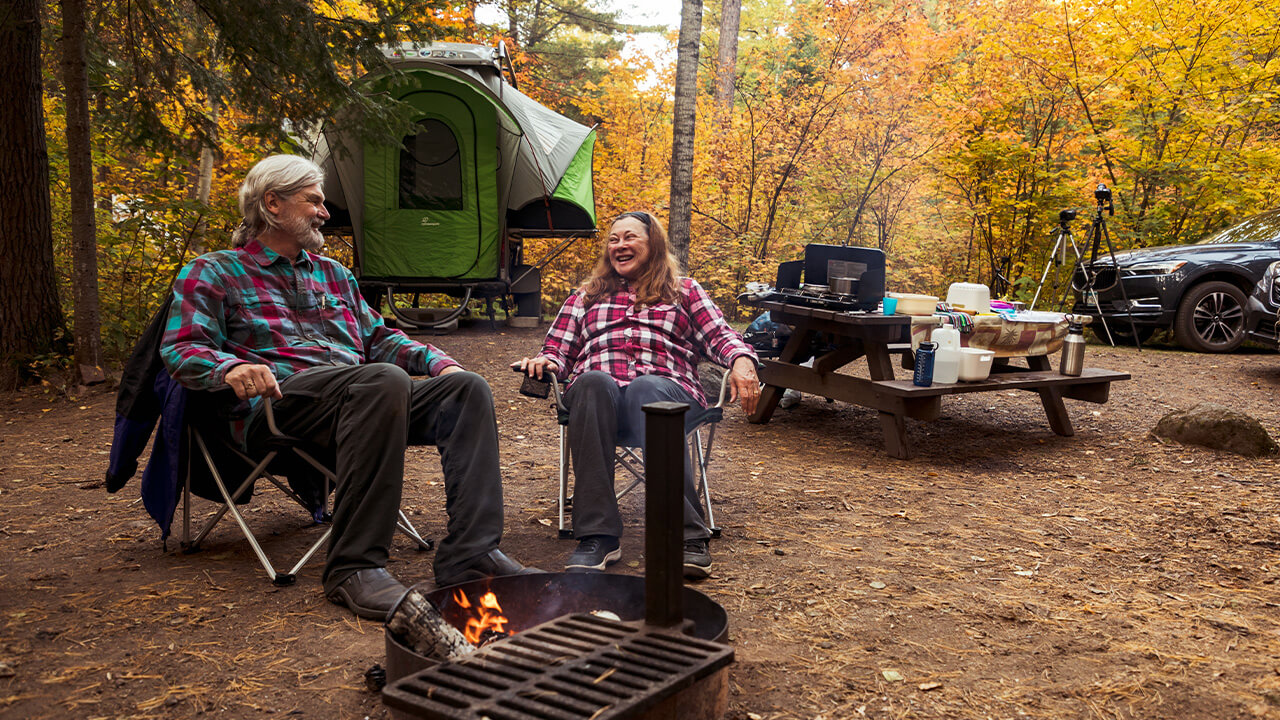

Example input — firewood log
[386,590,475,662]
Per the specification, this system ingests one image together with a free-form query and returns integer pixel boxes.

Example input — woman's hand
[728,356,761,415]
[513,356,559,380]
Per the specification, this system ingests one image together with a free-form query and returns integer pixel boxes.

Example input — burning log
[453,588,510,646]
[476,628,510,647]
[386,590,475,662]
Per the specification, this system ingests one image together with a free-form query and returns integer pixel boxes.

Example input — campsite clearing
[2,325,1280,719]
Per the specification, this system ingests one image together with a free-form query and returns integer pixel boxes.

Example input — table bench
[743,299,1130,459]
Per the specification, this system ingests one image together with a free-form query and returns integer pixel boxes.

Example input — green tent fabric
[362,77,503,280]
[315,43,596,284]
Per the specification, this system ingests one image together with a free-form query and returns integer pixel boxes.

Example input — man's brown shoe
[325,568,408,621]
[435,549,544,588]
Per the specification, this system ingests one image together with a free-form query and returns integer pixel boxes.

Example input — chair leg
[191,431,298,584]
[554,418,725,542]
[396,510,434,551]
[290,447,337,522]
[188,437,276,549]
[558,425,573,539]
[285,527,333,579]
[691,427,722,539]
[614,447,645,501]
[182,428,193,551]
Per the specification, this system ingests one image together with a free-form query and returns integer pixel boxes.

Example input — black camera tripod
[1030,184,1143,350]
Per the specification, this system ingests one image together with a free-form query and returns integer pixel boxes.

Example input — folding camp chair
[182,393,432,586]
[518,370,730,540]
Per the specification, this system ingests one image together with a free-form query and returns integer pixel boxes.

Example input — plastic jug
[932,321,960,351]
[934,347,960,384]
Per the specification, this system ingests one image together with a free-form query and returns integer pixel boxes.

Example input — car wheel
[1172,280,1247,352]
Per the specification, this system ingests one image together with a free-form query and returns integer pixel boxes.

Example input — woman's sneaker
[682,539,712,579]
[565,535,622,571]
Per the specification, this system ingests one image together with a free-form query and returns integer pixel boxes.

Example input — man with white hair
[160,154,537,619]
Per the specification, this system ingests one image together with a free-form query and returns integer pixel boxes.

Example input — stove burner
[767,287,865,312]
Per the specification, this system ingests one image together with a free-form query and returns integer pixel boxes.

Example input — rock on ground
[1151,402,1278,457]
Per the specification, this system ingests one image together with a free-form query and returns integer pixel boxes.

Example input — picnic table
[743,299,1131,459]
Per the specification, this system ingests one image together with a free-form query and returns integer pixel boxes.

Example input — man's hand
[513,356,558,380]
[438,365,465,376]
[728,356,761,415]
[225,363,282,401]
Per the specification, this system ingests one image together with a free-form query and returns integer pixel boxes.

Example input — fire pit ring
[383,405,733,720]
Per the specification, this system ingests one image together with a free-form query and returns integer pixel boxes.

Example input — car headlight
[1124,260,1187,276]
[1264,260,1280,295]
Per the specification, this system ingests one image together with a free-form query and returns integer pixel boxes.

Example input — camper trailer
[315,42,597,329]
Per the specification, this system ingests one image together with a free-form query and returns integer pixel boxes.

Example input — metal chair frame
[533,372,731,540]
[182,397,432,585]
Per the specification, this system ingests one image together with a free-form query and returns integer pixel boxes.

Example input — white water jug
[932,321,961,351]
[934,347,960,384]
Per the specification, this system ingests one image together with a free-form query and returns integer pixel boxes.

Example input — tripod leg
[1097,219,1144,352]
[1055,234,1089,315]
[1031,236,1060,311]
[1076,217,1119,346]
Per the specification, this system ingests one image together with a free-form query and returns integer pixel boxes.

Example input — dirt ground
[4,323,1280,719]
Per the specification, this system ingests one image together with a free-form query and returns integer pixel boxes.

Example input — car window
[1197,208,1280,245]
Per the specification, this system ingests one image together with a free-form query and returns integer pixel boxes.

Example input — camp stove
[382,402,734,720]
[758,243,887,312]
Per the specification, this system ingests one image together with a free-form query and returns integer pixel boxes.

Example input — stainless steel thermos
[913,341,937,386]
[1060,319,1086,376]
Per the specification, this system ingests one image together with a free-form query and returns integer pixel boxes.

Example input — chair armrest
[713,358,762,408]
[714,369,731,408]
[513,366,568,413]
[262,396,283,437]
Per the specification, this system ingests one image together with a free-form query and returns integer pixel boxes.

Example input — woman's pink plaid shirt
[537,277,757,406]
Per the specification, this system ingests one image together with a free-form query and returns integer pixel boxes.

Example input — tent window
[399,119,463,210]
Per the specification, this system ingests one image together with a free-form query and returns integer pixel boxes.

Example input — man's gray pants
[564,371,709,542]
[244,363,504,593]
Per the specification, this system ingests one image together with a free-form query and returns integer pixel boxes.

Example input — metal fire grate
[382,612,734,720]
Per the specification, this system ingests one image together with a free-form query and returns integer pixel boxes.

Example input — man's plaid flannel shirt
[160,239,458,442]
[537,277,757,406]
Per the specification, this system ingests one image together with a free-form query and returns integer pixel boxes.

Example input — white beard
[285,214,325,252]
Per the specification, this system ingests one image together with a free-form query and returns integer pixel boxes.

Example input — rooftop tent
[315,42,597,326]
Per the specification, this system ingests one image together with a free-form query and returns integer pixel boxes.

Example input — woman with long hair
[515,211,760,579]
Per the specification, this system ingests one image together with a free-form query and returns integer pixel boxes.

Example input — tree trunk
[60,0,103,381]
[506,0,519,45]
[668,0,704,272]
[0,0,66,389]
[194,97,219,254]
[714,0,740,119]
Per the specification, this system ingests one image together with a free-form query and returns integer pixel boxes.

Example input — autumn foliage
[37,0,1280,354]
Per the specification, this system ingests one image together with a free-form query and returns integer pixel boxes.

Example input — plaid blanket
[910,313,1071,358]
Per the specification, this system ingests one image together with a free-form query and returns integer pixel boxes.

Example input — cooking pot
[831,276,859,296]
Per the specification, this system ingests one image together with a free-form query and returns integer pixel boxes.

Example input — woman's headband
[613,211,652,231]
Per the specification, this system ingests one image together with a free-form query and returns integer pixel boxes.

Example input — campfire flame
[452,589,510,645]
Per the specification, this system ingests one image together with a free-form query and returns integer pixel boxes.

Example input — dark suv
[1071,207,1280,352]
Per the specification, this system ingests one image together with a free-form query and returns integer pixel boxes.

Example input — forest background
[3,0,1280,389]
